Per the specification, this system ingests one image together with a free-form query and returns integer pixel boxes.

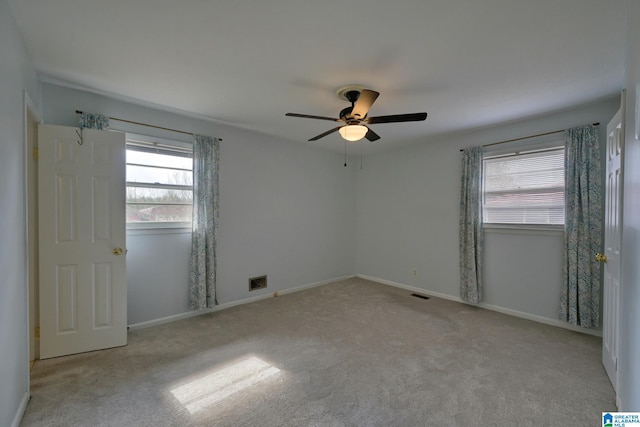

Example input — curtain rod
[75,110,221,141]
[459,122,599,152]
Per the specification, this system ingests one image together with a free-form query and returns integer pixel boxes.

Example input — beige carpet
[21,278,615,426]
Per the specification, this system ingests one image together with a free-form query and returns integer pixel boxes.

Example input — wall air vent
[249,275,267,291]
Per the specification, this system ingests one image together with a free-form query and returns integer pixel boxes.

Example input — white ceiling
[8,0,628,152]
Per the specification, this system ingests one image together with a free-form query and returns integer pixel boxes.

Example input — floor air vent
[249,275,267,291]
[411,293,430,300]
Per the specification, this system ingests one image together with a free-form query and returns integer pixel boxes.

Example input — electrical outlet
[413,270,417,276]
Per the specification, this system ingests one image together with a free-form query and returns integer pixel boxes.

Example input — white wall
[41,82,357,324]
[356,97,619,325]
[0,0,40,425]
[125,231,191,323]
[620,0,640,411]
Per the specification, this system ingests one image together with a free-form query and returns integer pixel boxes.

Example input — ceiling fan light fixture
[339,124,368,142]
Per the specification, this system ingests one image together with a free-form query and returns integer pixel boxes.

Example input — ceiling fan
[286,85,427,142]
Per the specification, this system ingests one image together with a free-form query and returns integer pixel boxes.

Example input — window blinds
[483,148,565,225]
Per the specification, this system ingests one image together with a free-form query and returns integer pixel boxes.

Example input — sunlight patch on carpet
[170,356,282,414]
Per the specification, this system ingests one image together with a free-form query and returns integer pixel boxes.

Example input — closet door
[38,124,127,359]
[601,107,623,401]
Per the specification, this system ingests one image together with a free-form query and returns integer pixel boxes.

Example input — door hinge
[34,326,40,338]
[33,148,38,159]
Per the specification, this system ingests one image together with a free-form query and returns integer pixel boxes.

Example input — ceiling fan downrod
[340,90,361,122]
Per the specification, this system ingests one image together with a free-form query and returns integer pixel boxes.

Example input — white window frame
[125,133,193,231]
[482,138,565,232]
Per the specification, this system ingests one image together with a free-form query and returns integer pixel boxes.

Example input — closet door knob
[113,247,123,256]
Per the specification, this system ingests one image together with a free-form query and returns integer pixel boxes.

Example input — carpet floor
[21,277,615,426]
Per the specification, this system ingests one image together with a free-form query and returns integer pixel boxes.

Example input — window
[483,147,564,225]
[126,135,193,228]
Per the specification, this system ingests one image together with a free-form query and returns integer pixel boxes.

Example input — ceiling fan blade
[286,113,341,122]
[308,126,343,141]
[350,89,380,119]
[365,112,428,124]
[365,128,381,142]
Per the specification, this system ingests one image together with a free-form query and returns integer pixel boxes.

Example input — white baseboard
[276,274,355,296]
[12,392,29,427]
[357,274,464,303]
[477,300,602,337]
[128,274,356,331]
[357,274,602,337]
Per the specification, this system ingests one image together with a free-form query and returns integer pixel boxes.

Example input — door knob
[595,253,608,263]
[113,247,123,256]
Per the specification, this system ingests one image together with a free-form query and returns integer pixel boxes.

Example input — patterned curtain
[79,112,109,129]
[560,125,602,327]
[459,146,483,304]
[189,135,220,310]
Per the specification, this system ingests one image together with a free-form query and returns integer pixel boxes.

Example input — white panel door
[38,124,127,359]
[602,108,624,395]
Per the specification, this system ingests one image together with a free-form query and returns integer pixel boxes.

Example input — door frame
[23,90,41,390]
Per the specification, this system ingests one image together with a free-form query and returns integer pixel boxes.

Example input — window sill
[483,223,563,236]
[127,226,191,236]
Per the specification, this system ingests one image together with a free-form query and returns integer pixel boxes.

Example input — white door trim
[22,89,41,399]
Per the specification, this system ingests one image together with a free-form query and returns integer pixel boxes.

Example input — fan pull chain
[360,142,363,170]
[344,140,347,167]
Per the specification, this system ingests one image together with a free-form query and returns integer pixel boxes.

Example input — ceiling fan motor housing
[340,106,356,121]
